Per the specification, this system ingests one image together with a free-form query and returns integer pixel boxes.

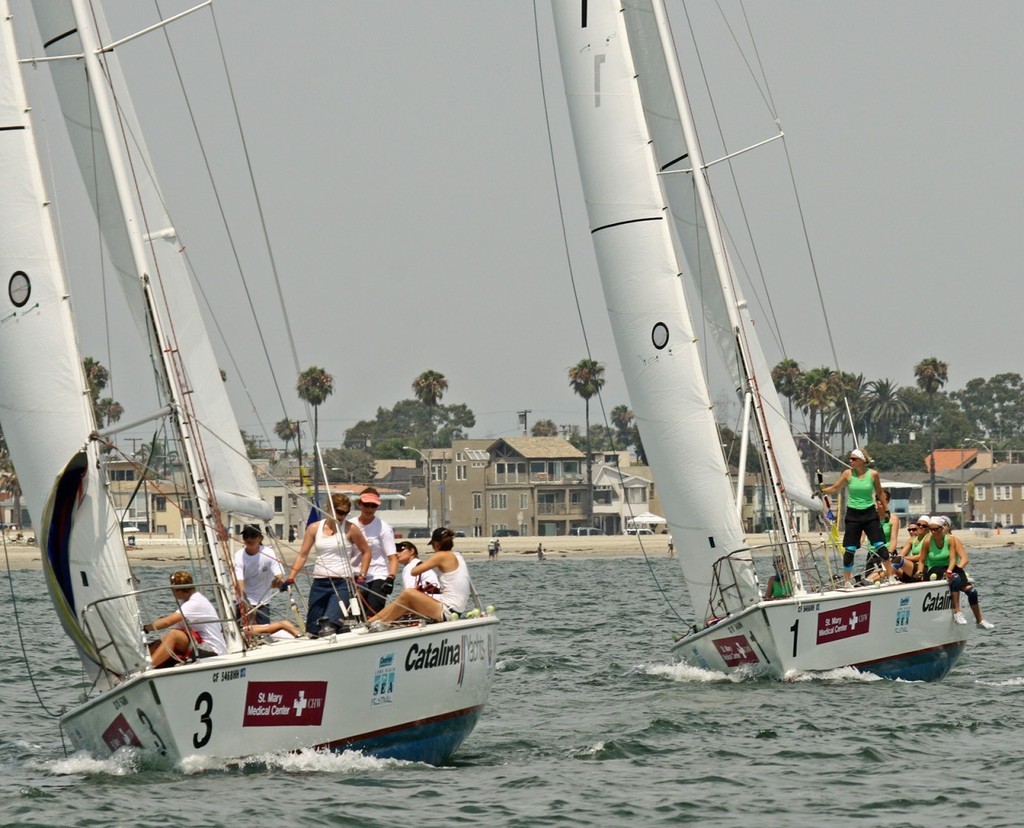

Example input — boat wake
[783,666,883,683]
[641,662,734,683]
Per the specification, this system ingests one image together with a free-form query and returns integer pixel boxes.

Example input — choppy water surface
[1,548,1021,827]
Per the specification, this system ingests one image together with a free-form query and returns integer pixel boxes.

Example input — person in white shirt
[350,488,398,615]
[233,525,285,625]
[396,541,441,597]
[368,528,472,626]
[143,570,228,667]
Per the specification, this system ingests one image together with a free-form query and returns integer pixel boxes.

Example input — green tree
[771,358,803,426]
[322,447,376,484]
[274,418,300,458]
[569,358,606,523]
[863,379,909,444]
[531,418,559,437]
[915,356,949,513]
[610,404,634,449]
[951,373,1024,442]
[296,365,335,503]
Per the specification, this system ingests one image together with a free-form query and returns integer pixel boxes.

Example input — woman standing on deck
[820,449,893,586]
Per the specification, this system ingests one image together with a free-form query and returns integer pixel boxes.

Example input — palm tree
[274,418,300,458]
[864,379,909,444]
[770,358,803,426]
[610,404,634,449]
[568,358,605,523]
[412,370,448,526]
[915,357,949,512]
[296,366,334,507]
[797,366,837,469]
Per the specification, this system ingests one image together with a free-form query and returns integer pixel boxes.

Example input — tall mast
[65,0,239,642]
[649,1,799,559]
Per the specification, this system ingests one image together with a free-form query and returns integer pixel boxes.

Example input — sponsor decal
[712,634,759,666]
[817,601,870,644]
[102,713,142,752]
[895,596,911,633]
[405,638,461,672]
[373,653,396,707]
[242,681,327,727]
[922,591,953,612]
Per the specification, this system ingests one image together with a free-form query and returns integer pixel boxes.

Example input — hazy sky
[13,1,1024,451]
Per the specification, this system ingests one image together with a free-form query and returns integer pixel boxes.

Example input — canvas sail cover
[31,2,272,524]
[0,8,144,683]
[552,0,756,613]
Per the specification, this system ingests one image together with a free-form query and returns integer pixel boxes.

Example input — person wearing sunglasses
[820,448,893,586]
[919,516,995,629]
[283,493,371,636]
[353,487,399,615]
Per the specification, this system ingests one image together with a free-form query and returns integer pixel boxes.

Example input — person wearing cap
[284,493,372,636]
[367,528,472,627]
[396,540,441,596]
[351,487,398,615]
[918,516,995,629]
[820,448,892,587]
[233,525,286,626]
[143,570,228,667]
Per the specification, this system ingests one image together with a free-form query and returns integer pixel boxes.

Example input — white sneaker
[977,619,995,630]
[953,612,968,625]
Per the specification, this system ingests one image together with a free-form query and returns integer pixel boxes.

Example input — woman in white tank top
[284,494,371,635]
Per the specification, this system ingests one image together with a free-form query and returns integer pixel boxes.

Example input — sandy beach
[2,529,1020,571]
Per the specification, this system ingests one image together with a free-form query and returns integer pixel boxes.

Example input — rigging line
[730,0,843,378]
[205,4,303,382]
[2,539,65,719]
[531,0,594,361]
[681,1,787,356]
[150,0,289,421]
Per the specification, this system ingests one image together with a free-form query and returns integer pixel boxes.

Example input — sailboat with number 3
[0,0,496,764]
[550,0,968,680]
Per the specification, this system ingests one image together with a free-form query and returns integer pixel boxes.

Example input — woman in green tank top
[819,448,891,585]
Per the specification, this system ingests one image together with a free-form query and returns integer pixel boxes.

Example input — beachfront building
[398,437,665,537]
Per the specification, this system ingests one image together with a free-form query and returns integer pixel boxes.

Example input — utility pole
[518,409,531,437]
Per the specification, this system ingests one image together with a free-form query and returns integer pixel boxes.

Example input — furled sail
[31,1,272,524]
[0,8,144,684]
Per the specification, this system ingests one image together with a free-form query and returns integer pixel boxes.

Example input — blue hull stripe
[316,705,484,765]
[854,641,966,682]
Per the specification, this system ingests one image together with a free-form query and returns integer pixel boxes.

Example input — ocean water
[1,548,1021,827]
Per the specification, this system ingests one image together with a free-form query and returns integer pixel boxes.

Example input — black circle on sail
[651,322,669,350]
[8,271,30,307]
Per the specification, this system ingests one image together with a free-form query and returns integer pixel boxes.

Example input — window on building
[995,485,1012,501]
[154,496,167,512]
[457,465,467,481]
[109,468,135,482]
[976,486,986,501]
[274,495,283,512]
[520,493,529,509]
[473,492,482,510]
[490,493,508,510]
[938,489,953,505]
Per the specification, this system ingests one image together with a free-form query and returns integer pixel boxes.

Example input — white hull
[63,618,497,765]
[670,582,967,681]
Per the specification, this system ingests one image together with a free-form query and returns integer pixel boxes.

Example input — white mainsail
[0,4,144,683]
[551,0,757,613]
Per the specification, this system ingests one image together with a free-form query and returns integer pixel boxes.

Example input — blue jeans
[306,578,351,634]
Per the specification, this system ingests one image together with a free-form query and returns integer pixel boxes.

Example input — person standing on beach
[820,448,892,586]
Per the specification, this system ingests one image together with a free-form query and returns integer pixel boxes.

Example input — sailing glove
[280,578,294,592]
[381,576,395,597]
